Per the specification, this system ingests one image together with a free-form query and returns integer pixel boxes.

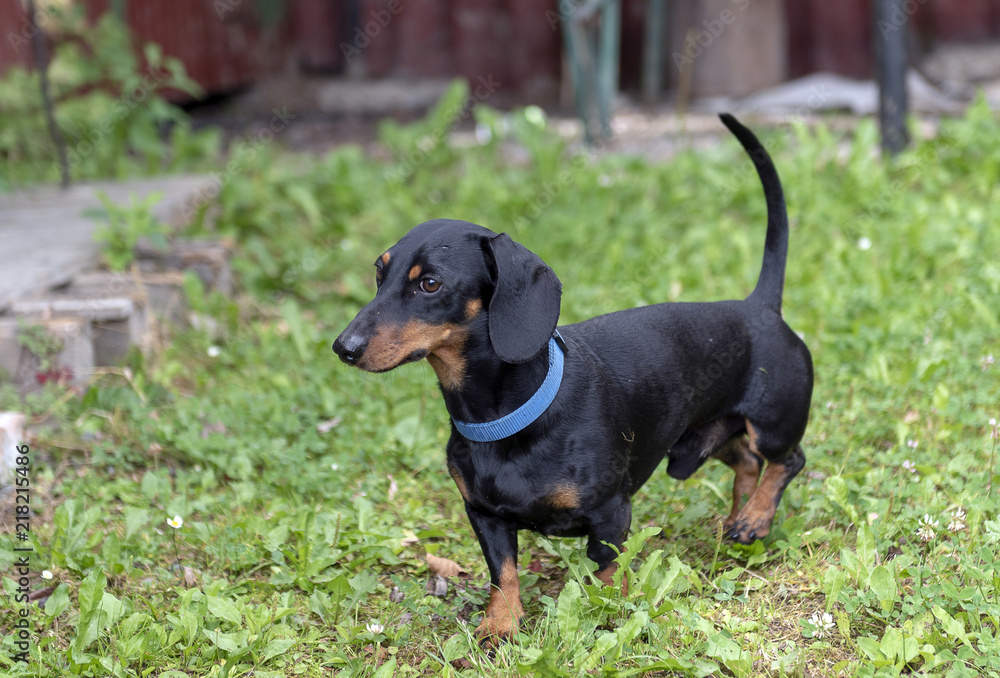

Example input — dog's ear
[484,233,562,363]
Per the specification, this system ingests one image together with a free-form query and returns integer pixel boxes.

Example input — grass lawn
[2,87,1000,677]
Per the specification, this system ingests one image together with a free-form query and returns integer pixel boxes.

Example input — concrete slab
[0,175,212,312]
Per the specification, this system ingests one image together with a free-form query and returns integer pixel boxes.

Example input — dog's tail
[719,113,788,312]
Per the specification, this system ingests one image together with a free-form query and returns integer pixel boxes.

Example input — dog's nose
[333,333,367,364]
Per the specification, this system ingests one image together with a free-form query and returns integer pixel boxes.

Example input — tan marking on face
[546,484,579,510]
[426,340,468,390]
[475,558,523,642]
[381,251,391,265]
[361,321,469,390]
[408,264,422,281]
[465,298,482,320]
[448,461,469,500]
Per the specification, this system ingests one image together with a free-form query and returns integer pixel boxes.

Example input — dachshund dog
[334,114,812,642]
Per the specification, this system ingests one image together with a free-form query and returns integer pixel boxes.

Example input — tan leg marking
[746,419,760,454]
[713,437,763,525]
[448,462,469,500]
[594,552,629,595]
[475,559,523,642]
[727,459,796,542]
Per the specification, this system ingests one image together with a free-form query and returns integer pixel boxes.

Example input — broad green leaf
[207,595,242,625]
[202,628,242,653]
[824,566,845,612]
[556,580,582,636]
[44,583,70,618]
[78,569,107,616]
[869,565,897,615]
[932,605,971,647]
[261,637,296,661]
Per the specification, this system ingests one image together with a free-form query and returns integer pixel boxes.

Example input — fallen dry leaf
[183,566,199,588]
[425,553,468,578]
[400,530,419,548]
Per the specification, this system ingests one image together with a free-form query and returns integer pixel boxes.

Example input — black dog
[334,114,812,642]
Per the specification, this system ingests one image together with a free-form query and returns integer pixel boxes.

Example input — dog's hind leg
[712,436,763,526]
[724,419,806,543]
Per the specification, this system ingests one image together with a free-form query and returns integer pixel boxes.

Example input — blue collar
[452,333,566,442]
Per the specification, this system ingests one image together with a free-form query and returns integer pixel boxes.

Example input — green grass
[2,86,1000,677]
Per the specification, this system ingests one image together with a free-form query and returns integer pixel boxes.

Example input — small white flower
[366,622,384,634]
[902,459,917,474]
[917,514,938,542]
[808,611,835,638]
[207,346,221,358]
[331,463,339,471]
[857,237,872,250]
[948,507,967,533]
[474,122,493,144]
[598,174,613,188]
[982,354,995,371]
[167,515,184,529]
[41,570,53,580]
[907,439,918,449]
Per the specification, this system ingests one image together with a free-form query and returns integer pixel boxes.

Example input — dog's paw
[474,617,517,651]
[723,518,770,544]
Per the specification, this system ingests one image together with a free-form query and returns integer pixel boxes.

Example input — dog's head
[333,219,561,389]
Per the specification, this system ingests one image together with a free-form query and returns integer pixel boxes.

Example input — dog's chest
[456,453,590,536]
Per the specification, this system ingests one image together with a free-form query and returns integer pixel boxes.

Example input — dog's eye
[420,277,441,293]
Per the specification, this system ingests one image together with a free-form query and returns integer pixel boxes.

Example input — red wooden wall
[3,0,1000,101]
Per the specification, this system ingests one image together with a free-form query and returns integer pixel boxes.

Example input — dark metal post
[597,0,620,139]
[25,0,70,188]
[642,0,665,105]
[875,0,909,156]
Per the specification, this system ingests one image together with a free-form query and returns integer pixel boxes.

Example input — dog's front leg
[587,492,632,594]
[466,505,523,644]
